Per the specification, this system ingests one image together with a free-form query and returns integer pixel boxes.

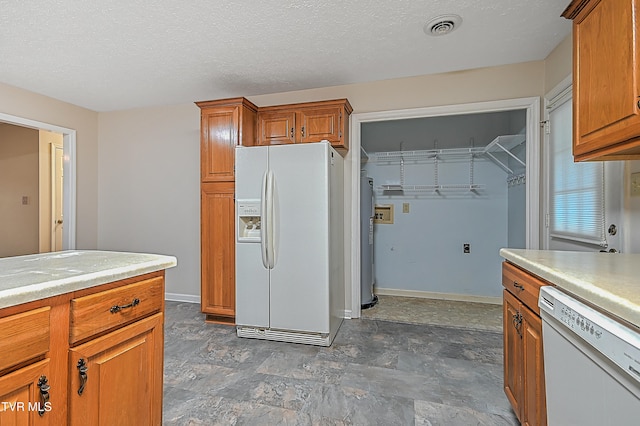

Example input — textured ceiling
[0,0,571,112]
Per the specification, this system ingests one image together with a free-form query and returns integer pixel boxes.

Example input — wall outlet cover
[374,205,394,224]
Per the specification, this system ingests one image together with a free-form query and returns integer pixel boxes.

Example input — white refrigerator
[235,142,344,346]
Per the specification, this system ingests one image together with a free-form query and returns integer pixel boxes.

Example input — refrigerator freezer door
[268,143,331,333]
[235,146,270,328]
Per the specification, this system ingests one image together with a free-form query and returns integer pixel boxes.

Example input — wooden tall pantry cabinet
[197,98,258,324]
[197,97,351,324]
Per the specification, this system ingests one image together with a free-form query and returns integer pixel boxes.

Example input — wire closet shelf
[373,134,525,193]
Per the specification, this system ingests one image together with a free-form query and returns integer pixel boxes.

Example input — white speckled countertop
[500,248,640,329]
[0,250,177,310]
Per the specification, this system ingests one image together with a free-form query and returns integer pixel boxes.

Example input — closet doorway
[349,98,540,318]
[0,112,77,256]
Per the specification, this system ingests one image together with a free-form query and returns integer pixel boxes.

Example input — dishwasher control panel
[539,286,640,384]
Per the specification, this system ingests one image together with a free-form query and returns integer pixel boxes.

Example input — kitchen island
[0,250,176,425]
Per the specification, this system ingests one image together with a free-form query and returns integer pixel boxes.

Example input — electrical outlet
[402,203,410,213]
[632,172,640,196]
[463,243,470,253]
[374,205,394,224]
[22,196,29,205]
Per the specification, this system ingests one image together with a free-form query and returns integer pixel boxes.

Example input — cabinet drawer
[70,276,163,344]
[502,262,548,315]
[0,307,50,372]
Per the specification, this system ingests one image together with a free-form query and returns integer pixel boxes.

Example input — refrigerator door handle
[265,170,275,269]
[260,171,270,269]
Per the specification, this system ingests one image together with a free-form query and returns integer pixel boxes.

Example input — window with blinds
[548,94,607,247]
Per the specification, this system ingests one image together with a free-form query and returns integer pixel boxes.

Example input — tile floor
[163,299,517,425]
[361,295,503,332]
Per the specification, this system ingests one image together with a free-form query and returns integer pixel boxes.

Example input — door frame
[349,97,541,318]
[51,143,64,251]
[0,112,76,250]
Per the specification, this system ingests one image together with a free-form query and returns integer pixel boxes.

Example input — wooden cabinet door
[299,107,341,144]
[201,182,235,322]
[258,111,296,145]
[502,290,522,422]
[0,359,51,425]
[68,314,163,426]
[201,106,239,182]
[521,305,547,426]
[570,0,640,160]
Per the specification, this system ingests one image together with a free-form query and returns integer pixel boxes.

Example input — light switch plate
[402,203,410,213]
[632,172,640,196]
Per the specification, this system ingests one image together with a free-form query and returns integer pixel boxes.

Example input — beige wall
[97,104,201,299]
[0,82,99,249]
[97,61,546,301]
[544,33,573,93]
[249,60,545,111]
[0,123,39,257]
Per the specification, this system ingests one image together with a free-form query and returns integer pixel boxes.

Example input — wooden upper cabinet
[564,0,640,160]
[258,110,296,145]
[257,99,352,154]
[299,107,342,144]
[196,98,258,181]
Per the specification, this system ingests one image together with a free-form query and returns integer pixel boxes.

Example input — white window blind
[548,96,607,246]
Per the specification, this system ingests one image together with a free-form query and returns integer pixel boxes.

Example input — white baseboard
[374,287,502,305]
[344,309,352,320]
[165,293,200,304]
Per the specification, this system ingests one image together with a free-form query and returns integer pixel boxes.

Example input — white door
[268,143,330,333]
[544,88,623,252]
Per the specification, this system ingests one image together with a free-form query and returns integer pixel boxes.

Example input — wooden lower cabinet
[521,305,545,426]
[502,262,547,426]
[0,359,51,425]
[69,314,163,426]
[503,290,521,416]
[0,271,166,426]
[201,182,236,323]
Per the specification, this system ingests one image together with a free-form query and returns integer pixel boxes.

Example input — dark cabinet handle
[513,282,524,291]
[110,298,140,314]
[77,358,88,395]
[637,99,640,110]
[37,375,50,416]
[512,312,523,338]
[301,126,305,138]
[290,127,294,139]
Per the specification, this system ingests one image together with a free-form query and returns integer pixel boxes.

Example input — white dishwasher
[539,286,640,425]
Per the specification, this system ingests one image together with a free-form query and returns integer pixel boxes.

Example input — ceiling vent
[424,14,462,36]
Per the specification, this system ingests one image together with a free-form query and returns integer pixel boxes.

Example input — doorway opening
[0,113,76,256]
[349,98,540,318]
